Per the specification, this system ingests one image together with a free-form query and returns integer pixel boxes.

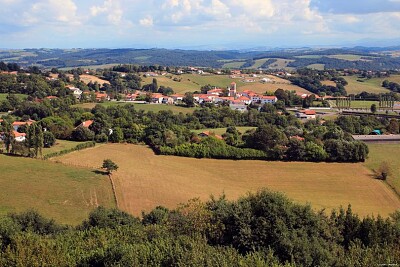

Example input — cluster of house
[65,86,110,101]
[124,82,278,112]
[0,119,36,142]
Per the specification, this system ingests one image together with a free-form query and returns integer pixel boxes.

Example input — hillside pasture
[307,64,325,70]
[80,74,110,85]
[0,154,115,224]
[239,82,311,94]
[54,144,400,218]
[343,76,391,94]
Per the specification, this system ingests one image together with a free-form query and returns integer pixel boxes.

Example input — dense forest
[0,190,399,266]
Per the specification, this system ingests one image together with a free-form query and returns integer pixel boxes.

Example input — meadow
[0,153,115,224]
[141,73,310,94]
[54,144,400,218]
[343,75,393,94]
[74,102,197,114]
[366,143,400,196]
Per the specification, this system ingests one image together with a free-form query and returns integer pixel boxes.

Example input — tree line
[0,190,399,266]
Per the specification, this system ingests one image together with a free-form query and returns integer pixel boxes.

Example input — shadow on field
[92,170,108,176]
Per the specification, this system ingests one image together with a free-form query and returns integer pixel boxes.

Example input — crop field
[0,154,115,224]
[54,144,400,218]
[365,143,400,196]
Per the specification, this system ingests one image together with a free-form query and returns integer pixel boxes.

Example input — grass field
[307,64,325,70]
[350,100,379,109]
[365,144,400,196]
[141,73,309,95]
[321,80,337,87]
[42,139,86,156]
[221,61,245,69]
[327,54,363,61]
[239,82,311,94]
[74,102,197,114]
[343,76,392,94]
[80,74,110,85]
[54,144,400,218]
[0,93,27,101]
[192,127,256,135]
[0,154,115,224]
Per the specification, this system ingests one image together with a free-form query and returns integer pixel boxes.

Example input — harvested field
[54,144,400,218]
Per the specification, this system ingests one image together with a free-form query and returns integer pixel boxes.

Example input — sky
[0,0,400,49]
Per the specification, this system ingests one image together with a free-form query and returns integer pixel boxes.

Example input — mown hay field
[54,144,400,218]
[0,154,115,224]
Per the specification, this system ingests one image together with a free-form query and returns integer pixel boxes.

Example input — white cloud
[139,16,154,27]
[89,0,124,25]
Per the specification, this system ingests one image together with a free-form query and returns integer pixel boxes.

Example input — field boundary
[43,141,96,160]
[108,174,119,208]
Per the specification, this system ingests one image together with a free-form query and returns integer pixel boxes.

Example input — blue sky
[0,0,399,49]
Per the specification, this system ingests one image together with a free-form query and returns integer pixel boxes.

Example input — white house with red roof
[260,96,278,104]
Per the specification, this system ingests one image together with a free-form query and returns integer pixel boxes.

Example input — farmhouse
[296,110,317,119]
[67,86,83,99]
[95,92,110,102]
[13,131,26,142]
[260,96,278,104]
[151,93,164,104]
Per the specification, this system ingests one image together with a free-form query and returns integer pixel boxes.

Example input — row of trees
[0,120,55,157]
[0,190,399,266]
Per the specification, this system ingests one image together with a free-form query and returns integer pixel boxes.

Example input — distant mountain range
[0,46,399,71]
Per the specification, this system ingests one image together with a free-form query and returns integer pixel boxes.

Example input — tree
[71,126,94,141]
[102,159,119,174]
[376,161,391,180]
[43,131,56,148]
[183,92,195,107]
[370,104,377,113]
[109,127,123,143]
[2,120,13,153]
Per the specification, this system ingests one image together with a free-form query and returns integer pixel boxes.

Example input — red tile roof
[81,120,94,128]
